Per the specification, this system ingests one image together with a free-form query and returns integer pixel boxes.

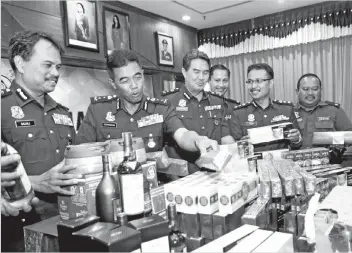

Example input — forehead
[211,69,228,79]
[112,61,141,79]
[31,39,61,63]
[248,69,269,78]
[188,58,209,71]
[299,76,320,87]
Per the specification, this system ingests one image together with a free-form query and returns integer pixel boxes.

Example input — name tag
[15,120,35,127]
[243,121,257,127]
[271,114,289,123]
[102,122,117,128]
[176,107,188,111]
[205,105,221,111]
[317,116,330,121]
[52,113,74,126]
[137,114,163,128]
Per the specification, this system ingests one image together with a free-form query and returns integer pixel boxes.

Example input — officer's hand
[240,135,250,141]
[1,153,22,187]
[31,160,81,195]
[286,128,301,143]
[196,137,219,154]
[329,145,347,164]
[0,195,39,216]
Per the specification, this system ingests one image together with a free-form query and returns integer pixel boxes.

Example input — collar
[251,99,274,110]
[116,96,148,115]
[296,100,327,112]
[180,85,208,101]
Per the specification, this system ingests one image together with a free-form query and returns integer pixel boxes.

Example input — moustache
[250,88,260,92]
[46,77,59,83]
[305,96,316,99]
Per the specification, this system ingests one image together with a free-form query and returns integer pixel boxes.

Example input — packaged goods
[195,149,232,172]
[267,164,282,198]
[146,149,170,170]
[313,131,352,145]
[252,231,294,252]
[227,229,273,252]
[218,181,244,215]
[274,161,295,197]
[186,237,205,252]
[241,198,271,229]
[159,158,188,177]
[257,160,272,199]
[247,122,293,145]
[212,207,245,239]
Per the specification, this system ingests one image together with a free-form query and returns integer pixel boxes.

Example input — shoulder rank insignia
[234,102,251,110]
[57,102,70,111]
[273,99,293,106]
[161,88,180,96]
[325,101,340,108]
[1,88,12,97]
[91,94,118,104]
[146,97,169,105]
[224,97,240,105]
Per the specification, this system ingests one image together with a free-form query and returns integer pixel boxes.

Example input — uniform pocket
[11,128,49,163]
[176,110,193,119]
[58,128,74,153]
[97,128,122,142]
[315,120,334,130]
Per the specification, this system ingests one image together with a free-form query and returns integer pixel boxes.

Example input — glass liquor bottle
[96,154,121,222]
[118,132,145,221]
[168,203,186,252]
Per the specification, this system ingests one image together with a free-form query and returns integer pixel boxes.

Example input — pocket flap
[315,120,334,129]
[11,128,46,142]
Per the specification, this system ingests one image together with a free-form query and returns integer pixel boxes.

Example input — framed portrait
[62,0,99,52]
[103,6,131,56]
[156,32,174,67]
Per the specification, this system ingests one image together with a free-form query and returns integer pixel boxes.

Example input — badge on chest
[137,114,164,128]
[52,113,74,126]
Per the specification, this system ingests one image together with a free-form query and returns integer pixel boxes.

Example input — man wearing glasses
[293,73,352,148]
[229,63,302,151]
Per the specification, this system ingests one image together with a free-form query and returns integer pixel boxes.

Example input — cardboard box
[313,131,352,145]
[186,237,205,252]
[182,213,201,238]
[199,213,213,239]
[218,181,244,215]
[212,207,245,239]
[158,158,189,176]
[57,215,99,252]
[252,231,294,252]
[72,222,141,252]
[129,215,169,252]
[247,123,292,145]
[146,149,170,170]
[58,173,102,221]
[195,149,232,172]
[227,229,273,252]
[242,198,270,229]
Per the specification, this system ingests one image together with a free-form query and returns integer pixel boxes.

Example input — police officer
[75,49,218,157]
[1,31,81,251]
[161,39,172,61]
[209,64,240,136]
[294,73,352,150]
[230,63,302,152]
[161,50,235,173]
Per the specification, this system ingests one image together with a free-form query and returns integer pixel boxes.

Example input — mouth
[131,92,140,97]
[250,88,260,94]
[305,96,316,101]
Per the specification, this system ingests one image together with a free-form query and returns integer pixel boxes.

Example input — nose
[130,78,138,89]
[51,66,60,77]
[307,88,314,95]
[198,72,205,80]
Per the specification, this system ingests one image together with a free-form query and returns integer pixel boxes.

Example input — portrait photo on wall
[103,6,131,56]
[156,32,174,67]
[62,0,99,51]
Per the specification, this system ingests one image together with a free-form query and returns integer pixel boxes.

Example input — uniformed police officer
[75,49,218,158]
[209,64,240,136]
[1,31,81,251]
[294,73,352,149]
[161,39,172,62]
[161,50,235,173]
[230,63,302,152]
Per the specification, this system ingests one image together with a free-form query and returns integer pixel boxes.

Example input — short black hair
[106,49,140,79]
[247,63,274,79]
[210,64,230,79]
[182,49,210,71]
[76,2,85,13]
[297,73,322,90]
[112,15,120,29]
[9,31,64,72]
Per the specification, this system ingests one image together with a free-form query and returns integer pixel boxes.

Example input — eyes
[301,87,320,92]
[120,74,142,84]
[193,69,209,75]
[214,78,229,83]
[43,63,61,72]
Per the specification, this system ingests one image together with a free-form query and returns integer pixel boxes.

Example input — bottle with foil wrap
[168,203,186,252]
[118,132,146,221]
[1,142,35,209]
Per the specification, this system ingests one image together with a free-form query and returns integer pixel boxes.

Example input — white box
[252,232,293,252]
[218,180,244,215]
[228,229,273,252]
[248,123,292,145]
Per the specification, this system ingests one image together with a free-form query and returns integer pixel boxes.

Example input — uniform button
[181,115,184,118]
[49,130,54,134]
[130,118,134,122]
[199,105,201,108]
[200,115,203,118]
[202,126,205,130]
[44,112,47,116]
[264,115,267,118]
[56,149,60,154]
[214,115,217,118]
[28,133,33,138]
[21,218,26,223]
[107,135,111,139]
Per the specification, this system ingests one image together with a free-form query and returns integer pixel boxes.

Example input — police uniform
[230,99,301,152]
[75,95,184,153]
[161,86,231,173]
[1,81,75,251]
[294,101,352,148]
[161,51,172,61]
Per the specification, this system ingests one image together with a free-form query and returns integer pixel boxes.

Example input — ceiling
[120,0,326,29]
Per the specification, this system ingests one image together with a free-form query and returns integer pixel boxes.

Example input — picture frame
[103,6,131,56]
[156,32,174,67]
[62,0,99,52]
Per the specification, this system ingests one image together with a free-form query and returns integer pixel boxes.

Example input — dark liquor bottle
[168,203,186,252]
[76,111,84,131]
[118,132,145,221]
[96,154,121,223]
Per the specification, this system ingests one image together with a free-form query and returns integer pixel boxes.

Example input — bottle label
[142,236,169,252]
[121,174,144,215]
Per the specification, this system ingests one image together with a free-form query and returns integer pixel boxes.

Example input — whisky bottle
[168,203,186,252]
[118,132,145,221]
[96,154,121,222]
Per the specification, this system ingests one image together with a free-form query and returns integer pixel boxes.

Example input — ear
[181,67,187,80]
[269,79,274,89]
[14,56,25,74]
[108,78,117,89]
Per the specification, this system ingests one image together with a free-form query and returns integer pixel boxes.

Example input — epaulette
[1,88,12,98]
[90,94,118,104]
[224,97,240,105]
[57,102,70,111]
[273,99,293,106]
[161,88,180,96]
[207,91,240,105]
[325,101,340,108]
[146,97,169,105]
[234,102,251,110]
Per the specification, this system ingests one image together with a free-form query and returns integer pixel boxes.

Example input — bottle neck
[102,154,110,174]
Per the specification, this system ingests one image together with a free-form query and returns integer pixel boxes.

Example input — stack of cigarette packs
[281,147,330,166]
[313,131,352,145]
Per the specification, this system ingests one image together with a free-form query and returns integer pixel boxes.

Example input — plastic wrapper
[292,164,316,196]
[146,148,170,170]
[241,198,271,228]
[195,149,232,172]
[267,164,282,198]
[289,167,305,195]
[313,131,352,145]
[257,160,271,199]
[273,160,295,197]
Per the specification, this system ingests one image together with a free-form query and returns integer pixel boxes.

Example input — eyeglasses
[245,78,272,85]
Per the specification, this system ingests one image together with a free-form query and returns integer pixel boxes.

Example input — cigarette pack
[302,150,313,167]
[247,122,293,145]
[141,160,158,189]
[212,207,245,239]
[257,160,272,199]
[218,181,244,215]
[274,161,295,197]
[186,236,205,252]
[182,213,201,238]
[281,150,295,160]
[197,179,222,215]
[293,150,304,167]
[241,198,271,229]
[259,149,289,161]
[159,158,189,177]
[146,149,170,170]
[199,213,213,239]
[267,163,282,198]
[312,131,352,145]
[195,149,232,172]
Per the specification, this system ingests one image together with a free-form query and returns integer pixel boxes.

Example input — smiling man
[293,73,352,148]
[230,63,302,151]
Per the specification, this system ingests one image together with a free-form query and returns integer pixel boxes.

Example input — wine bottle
[118,132,145,221]
[96,154,121,223]
[168,203,186,253]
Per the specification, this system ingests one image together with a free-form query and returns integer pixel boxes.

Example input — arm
[335,108,352,131]
[230,111,245,141]
[288,108,303,149]
[173,128,218,153]
[75,104,97,144]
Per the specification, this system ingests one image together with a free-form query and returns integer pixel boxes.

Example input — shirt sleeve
[229,110,244,141]
[221,114,231,137]
[162,104,185,136]
[75,104,98,144]
[335,108,352,131]
[289,107,303,149]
